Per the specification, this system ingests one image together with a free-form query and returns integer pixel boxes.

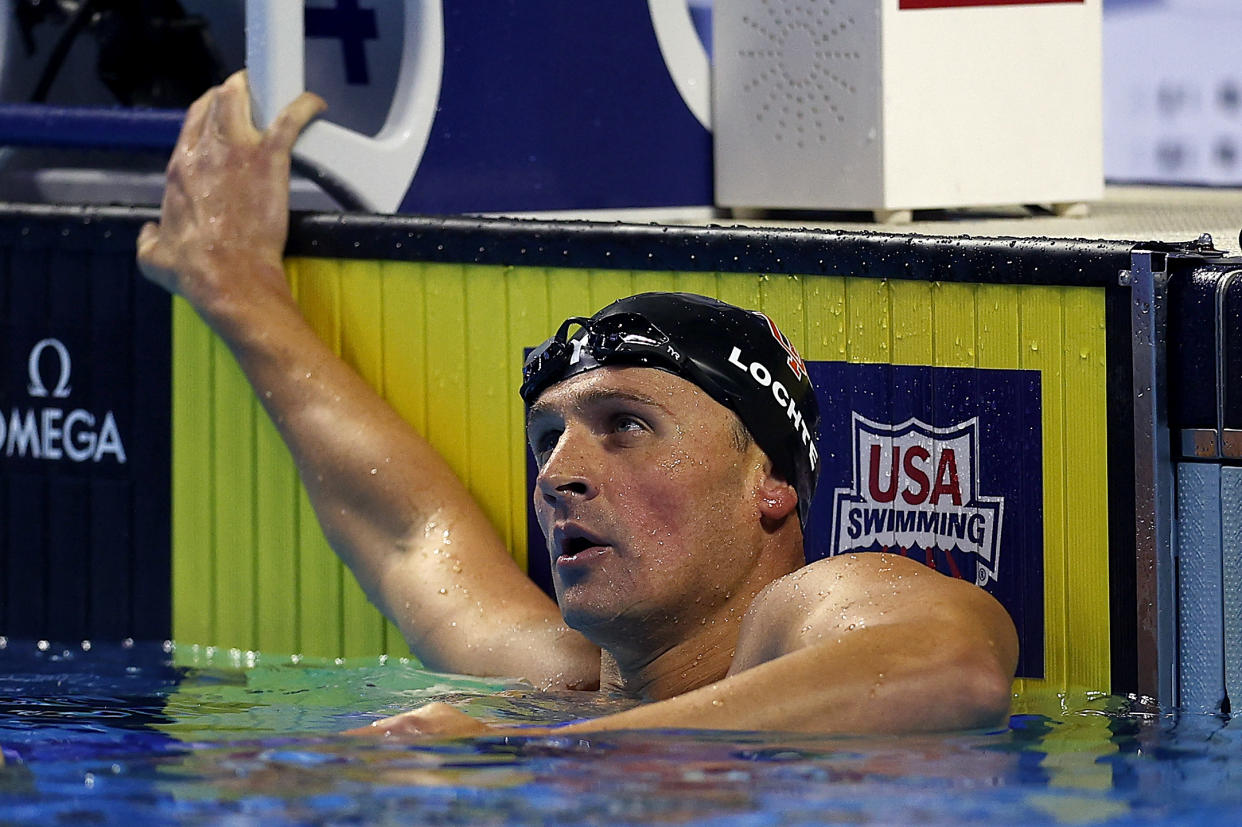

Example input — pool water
[1,640,1240,825]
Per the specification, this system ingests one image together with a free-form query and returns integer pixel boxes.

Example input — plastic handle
[648,0,711,130]
[245,0,443,213]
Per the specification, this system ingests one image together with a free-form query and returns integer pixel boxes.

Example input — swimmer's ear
[757,472,798,523]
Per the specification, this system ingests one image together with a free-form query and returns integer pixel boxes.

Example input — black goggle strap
[522,316,591,385]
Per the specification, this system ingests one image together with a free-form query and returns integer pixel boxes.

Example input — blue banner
[806,362,1044,678]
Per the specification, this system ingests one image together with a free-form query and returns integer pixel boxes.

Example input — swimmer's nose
[539,474,597,506]
[535,441,599,505]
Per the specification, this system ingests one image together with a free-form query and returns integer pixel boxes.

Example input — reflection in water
[0,640,1240,823]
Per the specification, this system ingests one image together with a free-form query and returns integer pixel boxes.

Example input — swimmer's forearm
[356,627,1009,741]
[555,628,1013,736]
[201,282,466,550]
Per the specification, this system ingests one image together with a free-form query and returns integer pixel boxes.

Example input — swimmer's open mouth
[564,537,596,557]
[554,526,610,560]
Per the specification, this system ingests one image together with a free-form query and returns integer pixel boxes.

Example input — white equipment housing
[712,0,1104,218]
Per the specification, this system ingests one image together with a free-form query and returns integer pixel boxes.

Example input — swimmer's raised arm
[137,72,599,688]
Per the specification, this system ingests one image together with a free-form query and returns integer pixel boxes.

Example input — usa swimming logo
[830,413,1004,587]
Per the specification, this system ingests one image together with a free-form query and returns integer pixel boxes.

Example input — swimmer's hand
[343,703,561,740]
[343,702,535,740]
[137,70,325,314]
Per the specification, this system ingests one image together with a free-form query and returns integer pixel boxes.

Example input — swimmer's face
[526,366,784,644]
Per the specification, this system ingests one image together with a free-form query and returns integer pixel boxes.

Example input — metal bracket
[1129,248,1178,708]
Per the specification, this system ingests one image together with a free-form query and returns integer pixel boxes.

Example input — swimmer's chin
[555,601,631,646]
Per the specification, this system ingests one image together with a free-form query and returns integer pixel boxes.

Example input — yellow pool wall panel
[171,260,1110,697]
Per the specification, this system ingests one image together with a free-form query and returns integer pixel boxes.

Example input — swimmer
[137,72,1018,738]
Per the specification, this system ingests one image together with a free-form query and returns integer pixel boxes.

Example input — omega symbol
[27,338,72,399]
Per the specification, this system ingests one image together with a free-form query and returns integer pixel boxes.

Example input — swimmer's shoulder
[732,552,1016,676]
[758,551,938,609]
[732,553,973,671]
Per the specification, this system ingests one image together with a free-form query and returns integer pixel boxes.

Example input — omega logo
[2,338,127,464]
[27,338,73,398]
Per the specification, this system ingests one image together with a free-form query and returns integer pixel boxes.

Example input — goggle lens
[521,313,685,400]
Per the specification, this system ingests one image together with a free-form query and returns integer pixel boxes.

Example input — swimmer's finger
[263,90,327,155]
[341,714,425,738]
[136,221,159,258]
[136,221,174,274]
[342,704,490,739]
[135,222,172,288]
[178,86,215,149]
[213,70,258,142]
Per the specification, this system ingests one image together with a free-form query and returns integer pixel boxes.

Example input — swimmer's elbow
[955,652,1015,728]
[946,591,1019,727]
[934,626,1017,729]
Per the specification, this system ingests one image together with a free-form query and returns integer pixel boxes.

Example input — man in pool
[137,72,1018,738]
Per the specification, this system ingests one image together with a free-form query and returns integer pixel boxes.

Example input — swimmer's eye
[611,414,648,435]
[530,429,561,463]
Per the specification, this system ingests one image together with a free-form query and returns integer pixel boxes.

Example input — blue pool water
[1,639,1240,825]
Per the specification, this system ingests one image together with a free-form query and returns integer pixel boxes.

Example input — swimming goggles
[520,312,708,402]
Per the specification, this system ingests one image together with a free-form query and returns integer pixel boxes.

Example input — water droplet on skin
[369,468,378,475]
[438,588,447,595]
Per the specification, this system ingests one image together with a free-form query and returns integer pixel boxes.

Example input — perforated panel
[1222,467,1242,703]
[732,1,864,150]
[1176,462,1227,714]
[714,0,882,208]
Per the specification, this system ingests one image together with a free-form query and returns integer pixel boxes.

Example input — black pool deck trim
[287,211,1144,287]
[0,203,1143,286]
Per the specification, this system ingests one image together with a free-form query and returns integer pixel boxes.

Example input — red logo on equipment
[900,0,1082,8]
[761,314,807,382]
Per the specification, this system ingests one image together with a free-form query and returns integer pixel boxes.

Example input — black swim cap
[520,292,821,525]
